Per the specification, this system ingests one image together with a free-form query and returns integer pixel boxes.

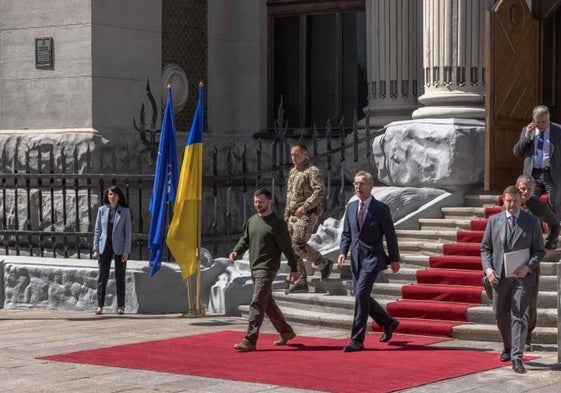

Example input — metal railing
[0,110,383,260]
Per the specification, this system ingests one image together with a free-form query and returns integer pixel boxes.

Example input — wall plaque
[35,37,54,69]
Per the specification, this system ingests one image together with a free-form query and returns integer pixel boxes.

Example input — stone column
[365,0,420,127]
[412,0,487,119]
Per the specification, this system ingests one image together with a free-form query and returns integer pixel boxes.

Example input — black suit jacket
[513,122,561,187]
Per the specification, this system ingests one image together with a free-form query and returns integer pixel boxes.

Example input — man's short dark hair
[254,188,272,199]
[503,185,521,197]
[291,142,308,152]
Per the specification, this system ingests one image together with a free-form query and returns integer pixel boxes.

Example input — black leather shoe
[512,359,526,373]
[343,341,364,352]
[320,259,333,281]
[380,318,399,342]
[500,348,511,362]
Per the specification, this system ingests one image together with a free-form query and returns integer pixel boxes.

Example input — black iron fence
[0,112,383,260]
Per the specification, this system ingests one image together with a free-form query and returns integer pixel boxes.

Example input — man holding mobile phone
[513,105,561,220]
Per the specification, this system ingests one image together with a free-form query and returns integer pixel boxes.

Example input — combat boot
[285,280,309,294]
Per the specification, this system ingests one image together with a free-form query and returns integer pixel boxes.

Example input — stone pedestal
[373,118,485,186]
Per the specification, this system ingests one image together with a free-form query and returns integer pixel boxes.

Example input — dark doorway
[268,1,367,129]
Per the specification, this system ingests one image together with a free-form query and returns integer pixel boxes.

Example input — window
[269,1,367,129]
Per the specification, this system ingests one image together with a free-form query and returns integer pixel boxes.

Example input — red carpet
[387,299,472,321]
[39,330,513,393]
[429,255,483,274]
[416,268,484,286]
[484,206,502,217]
[401,284,482,303]
[372,318,464,337]
[378,192,550,338]
[470,219,488,231]
[428,255,482,270]
[442,242,482,256]
[456,230,484,243]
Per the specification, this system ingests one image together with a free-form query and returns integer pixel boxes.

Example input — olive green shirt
[233,212,298,272]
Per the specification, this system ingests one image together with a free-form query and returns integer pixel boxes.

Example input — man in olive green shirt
[229,188,300,351]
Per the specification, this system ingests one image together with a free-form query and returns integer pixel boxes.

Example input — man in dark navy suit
[513,105,561,220]
[337,170,400,352]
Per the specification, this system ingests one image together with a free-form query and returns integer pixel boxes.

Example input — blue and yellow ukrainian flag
[166,83,204,279]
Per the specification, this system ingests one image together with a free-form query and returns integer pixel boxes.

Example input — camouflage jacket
[284,159,325,217]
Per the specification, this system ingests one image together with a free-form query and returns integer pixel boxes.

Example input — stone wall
[2,257,189,313]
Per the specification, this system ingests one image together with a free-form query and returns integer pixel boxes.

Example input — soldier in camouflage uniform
[284,143,333,293]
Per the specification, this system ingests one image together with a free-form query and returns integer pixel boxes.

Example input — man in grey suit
[481,186,544,373]
[513,105,561,219]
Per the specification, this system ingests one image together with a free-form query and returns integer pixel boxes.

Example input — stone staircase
[239,193,560,343]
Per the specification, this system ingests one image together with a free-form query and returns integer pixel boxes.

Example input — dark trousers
[527,266,540,342]
[532,169,561,220]
[245,269,294,345]
[351,265,393,344]
[97,244,126,308]
[493,274,536,360]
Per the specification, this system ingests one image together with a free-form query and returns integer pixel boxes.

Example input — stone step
[240,293,559,344]
[464,194,501,208]
[467,305,558,327]
[441,207,486,219]
[452,323,557,344]
[418,218,472,231]
[245,192,561,345]
[239,302,354,330]
[400,254,430,268]
[397,240,444,255]
[396,229,458,242]
[376,267,419,283]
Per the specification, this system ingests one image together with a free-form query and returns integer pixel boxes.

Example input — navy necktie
[535,132,545,168]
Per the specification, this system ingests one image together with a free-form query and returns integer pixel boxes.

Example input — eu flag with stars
[148,87,178,276]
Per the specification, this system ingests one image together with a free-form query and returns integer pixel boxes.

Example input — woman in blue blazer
[92,185,132,315]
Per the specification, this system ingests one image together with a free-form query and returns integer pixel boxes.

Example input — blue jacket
[93,205,132,255]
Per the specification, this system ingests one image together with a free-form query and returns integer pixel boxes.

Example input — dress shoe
[545,239,558,250]
[500,348,511,362]
[233,341,256,352]
[320,259,333,281]
[285,281,309,294]
[273,331,296,346]
[95,307,103,315]
[379,318,399,342]
[343,341,364,352]
[117,307,125,315]
[512,359,526,373]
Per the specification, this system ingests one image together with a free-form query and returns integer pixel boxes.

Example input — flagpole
[195,196,203,314]
[193,81,205,316]
[182,81,205,318]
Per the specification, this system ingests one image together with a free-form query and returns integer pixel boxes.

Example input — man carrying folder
[481,186,544,374]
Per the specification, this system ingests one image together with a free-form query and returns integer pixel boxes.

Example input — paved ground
[1,309,561,392]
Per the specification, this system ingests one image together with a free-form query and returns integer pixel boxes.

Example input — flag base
[181,309,206,318]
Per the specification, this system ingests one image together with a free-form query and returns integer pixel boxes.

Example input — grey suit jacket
[513,122,561,187]
[480,209,544,278]
[93,205,132,255]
